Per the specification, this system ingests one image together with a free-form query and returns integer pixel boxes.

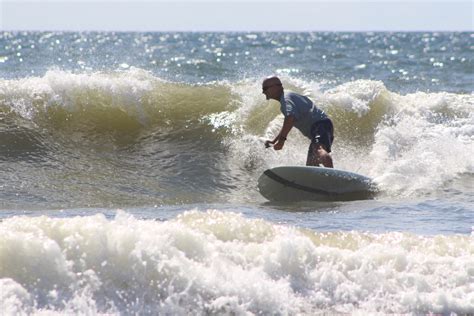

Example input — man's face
[262,80,282,100]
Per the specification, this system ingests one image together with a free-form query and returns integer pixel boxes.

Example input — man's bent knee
[307,144,333,168]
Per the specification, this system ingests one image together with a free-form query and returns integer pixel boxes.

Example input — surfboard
[258,166,377,202]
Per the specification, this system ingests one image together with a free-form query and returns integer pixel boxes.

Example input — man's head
[262,76,283,101]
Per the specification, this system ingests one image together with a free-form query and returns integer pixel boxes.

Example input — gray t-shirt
[280,91,328,138]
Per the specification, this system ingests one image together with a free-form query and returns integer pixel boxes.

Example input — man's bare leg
[306,144,333,168]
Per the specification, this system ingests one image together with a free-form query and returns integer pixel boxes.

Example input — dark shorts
[309,119,334,153]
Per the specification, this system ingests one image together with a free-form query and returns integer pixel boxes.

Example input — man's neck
[273,91,284,102]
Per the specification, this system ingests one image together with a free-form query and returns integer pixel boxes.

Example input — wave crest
[0,69,233,134]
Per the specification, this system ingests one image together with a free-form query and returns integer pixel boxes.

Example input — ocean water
[0,31,473,314]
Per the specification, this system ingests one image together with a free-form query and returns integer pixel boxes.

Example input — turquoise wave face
[0,32,472,93]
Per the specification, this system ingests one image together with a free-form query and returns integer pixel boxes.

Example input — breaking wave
[1,69,473,202]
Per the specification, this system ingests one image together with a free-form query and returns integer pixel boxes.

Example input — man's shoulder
[285,91,302,99]
[285,91,312,105]
[282,91,300,103]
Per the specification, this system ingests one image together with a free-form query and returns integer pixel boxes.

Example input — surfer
[262,76,334,168]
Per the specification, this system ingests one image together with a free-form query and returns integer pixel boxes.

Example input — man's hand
[271,115,293,151]
[273,139,285,150]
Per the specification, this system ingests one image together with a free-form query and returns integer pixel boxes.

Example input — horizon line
[2,29,473,32]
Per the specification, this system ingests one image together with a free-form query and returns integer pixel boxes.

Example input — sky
[0,0,473,32]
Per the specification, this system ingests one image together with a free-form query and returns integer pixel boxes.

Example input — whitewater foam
[0,210,473,314]
[368,90,474,195]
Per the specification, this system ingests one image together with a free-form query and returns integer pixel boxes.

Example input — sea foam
[0,210,472,314]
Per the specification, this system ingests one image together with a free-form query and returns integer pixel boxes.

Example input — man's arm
[272,115,295,150]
